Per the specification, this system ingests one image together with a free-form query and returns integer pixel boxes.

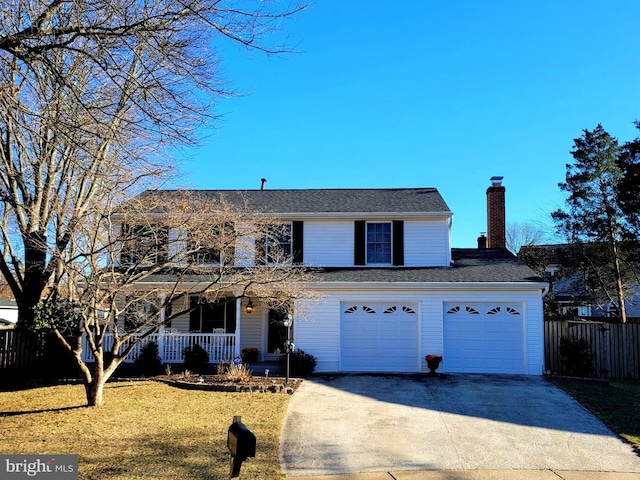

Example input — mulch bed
[153,374,302,394]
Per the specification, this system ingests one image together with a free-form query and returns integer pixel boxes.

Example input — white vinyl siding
[303,221,354,267]
[404,220,450,266]
[293,297,342,372]
[301,219,451,267]
[240,303,264,359]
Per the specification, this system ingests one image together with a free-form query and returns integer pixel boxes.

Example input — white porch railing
[81,332,237,364]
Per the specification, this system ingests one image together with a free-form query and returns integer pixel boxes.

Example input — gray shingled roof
[134,188,451,214]
[0,298,17,308]
[137,249,543,285]
[306,249,544,284]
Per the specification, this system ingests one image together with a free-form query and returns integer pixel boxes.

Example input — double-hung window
[354,220,403,266]
[366,222,392,264]
[188,223,234,266]
[120,224,169,265]
[265,223,292,264]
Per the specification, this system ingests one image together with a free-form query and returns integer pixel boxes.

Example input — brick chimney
[486,176,506,248]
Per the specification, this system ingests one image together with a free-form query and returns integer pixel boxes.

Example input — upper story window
[255,221,303,265]
[120,224,169,266]
[260,223,292,264]
[187,223,235,266]
[354,220,403,266]
[366,222,392,264]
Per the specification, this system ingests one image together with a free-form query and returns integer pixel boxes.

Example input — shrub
[182,344,209,373]
[225,363,253,382]
[241,347,259,363]
[135,341,163,377]
[559,336,594,377]
[278,349,317,377]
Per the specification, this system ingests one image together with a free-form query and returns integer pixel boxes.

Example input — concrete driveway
[280,374,640,477]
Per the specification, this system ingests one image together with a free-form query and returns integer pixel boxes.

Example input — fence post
[599,323,610,379]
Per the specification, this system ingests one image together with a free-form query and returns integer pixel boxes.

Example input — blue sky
[176,1,640,248]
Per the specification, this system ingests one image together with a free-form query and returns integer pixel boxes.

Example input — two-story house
[102,177,547,375]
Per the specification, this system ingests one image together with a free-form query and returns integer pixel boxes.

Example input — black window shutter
[223,222,236,266]
[254,227,266,265]
[226,300,237,333]
[292,221,304,264]
[392,220,404,266]
[189,296,200,332]
[157,226,169,264]
[354,220,366,265]
[120,223,131,265]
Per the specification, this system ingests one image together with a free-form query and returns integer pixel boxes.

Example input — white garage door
[443,303,525,374]
[341,303,419,372]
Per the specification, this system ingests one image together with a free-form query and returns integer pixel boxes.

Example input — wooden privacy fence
[0,329,43,373]
[545,319,640,380]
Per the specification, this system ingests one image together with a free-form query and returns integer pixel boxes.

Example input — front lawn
[552,378,640,449]
[0,381,290,479]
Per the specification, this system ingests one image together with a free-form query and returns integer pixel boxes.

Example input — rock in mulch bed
[153,374,302,394]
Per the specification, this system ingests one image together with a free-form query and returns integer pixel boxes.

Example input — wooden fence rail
[545,319,640,380]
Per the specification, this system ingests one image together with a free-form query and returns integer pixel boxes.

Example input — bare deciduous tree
[506,221,548,255]
[39,192,317,406]
[0,0,307,330]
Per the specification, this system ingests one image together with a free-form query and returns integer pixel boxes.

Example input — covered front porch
[80,295,295,366]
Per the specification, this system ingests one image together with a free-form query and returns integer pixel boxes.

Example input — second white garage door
[443,303,525,374]
[340,302,419,372]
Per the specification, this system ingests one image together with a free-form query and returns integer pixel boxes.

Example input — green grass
[0,381,290,479]
[552,378,640,449]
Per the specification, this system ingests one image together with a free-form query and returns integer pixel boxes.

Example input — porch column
[158,293,166,363]
[235,297,242,357]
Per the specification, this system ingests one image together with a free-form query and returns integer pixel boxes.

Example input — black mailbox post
[227,416,256,478]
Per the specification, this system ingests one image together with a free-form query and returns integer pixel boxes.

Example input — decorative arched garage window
[506,307,520,315]
[465,306,479,314]
[446,306,460,314]
[382,305,416,314]
[342,305,378,314]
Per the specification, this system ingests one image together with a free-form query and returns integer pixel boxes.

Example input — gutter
[302,281,551,292]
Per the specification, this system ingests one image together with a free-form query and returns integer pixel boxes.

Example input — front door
[267,309,290,356]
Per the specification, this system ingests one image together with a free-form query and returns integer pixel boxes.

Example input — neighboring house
[92,177,547,375]
[0,298,18,328]
[522,244,640,318]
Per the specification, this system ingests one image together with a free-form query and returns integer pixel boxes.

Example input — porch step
[247,361,283,376]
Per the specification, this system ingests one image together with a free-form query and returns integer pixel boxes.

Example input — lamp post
[283,314,293,384]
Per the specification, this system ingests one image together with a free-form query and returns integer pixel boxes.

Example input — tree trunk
[609,235,627,323]
[77,349,124,407]
[86,378,105,407]
[14,232,51,329]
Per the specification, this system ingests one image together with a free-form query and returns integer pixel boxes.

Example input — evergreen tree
[552,124,635,322]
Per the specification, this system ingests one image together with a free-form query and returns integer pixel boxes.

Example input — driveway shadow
[310,373,605,434]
